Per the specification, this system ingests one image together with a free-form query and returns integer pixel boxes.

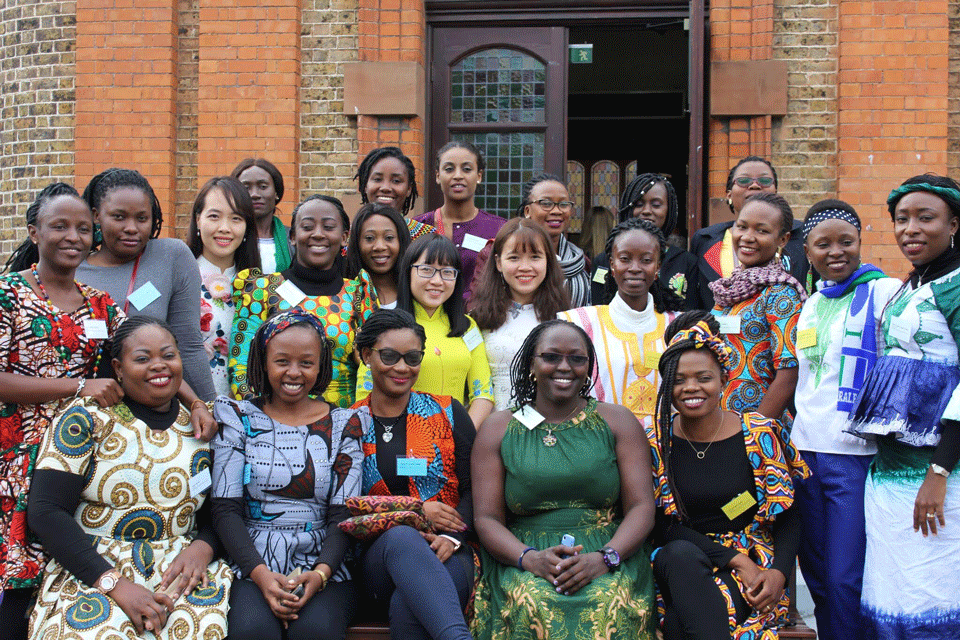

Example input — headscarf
[662,320,734,372]
[259,309,327,348]
[801,208,861,239]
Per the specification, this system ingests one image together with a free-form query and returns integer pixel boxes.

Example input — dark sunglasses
[535,352,589,367]
[733,176,775,188]
[372,348,425,366]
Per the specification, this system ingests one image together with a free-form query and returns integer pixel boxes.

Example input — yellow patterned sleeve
[465,316,495,405]
[229,269,275,400]
[35,399,102,477]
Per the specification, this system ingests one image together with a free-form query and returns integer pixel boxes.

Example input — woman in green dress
[472,319,657,639]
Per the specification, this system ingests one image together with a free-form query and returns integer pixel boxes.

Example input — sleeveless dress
[472,399,656,639]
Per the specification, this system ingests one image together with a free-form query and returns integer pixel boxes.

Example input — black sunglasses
[372,348,425,366]
[535,352,589,367]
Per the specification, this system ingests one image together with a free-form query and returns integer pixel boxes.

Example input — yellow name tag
[645,351,661,369]
[721,490,757,520]
[592,268,608,284]
[797,327,817,350]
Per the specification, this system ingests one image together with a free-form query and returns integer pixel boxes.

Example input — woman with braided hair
[649,311,808,639]
[560,218,683,426]
[847,174,960,638]
[354,146,436,240]
[590,173,699,308]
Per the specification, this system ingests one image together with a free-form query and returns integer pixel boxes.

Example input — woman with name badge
[351,308,476,640]
[212,310,362,640]
[847,174,960,639]
[345,204,411,310]
[356,234,494,428]
[709,193,805,426]
[415,141,506,302]
[27,317,232,640]
[76,168,216,400]
[472,319,657,640]
[354,146,436,240]
[230,195,376,407]
[470,218,570,411]
[188,176,262,398]
[791,200,901,640]
[561,218,684,427]
[649,312,808,640]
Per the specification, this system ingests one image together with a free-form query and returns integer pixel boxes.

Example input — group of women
[0,144,955,640]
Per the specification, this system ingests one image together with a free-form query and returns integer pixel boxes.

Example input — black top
[282,254,346,297]
[656,431,801,577]
[590,245,699,310]
[370,398,475,544]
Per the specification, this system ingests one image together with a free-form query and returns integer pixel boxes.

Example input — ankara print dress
[0,273,123,590]
[28,399,232,640]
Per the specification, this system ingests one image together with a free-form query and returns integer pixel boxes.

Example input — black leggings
[226,577,356,640]
[653,540,751,640]
[0,588,32,640]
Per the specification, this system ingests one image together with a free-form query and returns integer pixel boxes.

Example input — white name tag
[83,319,109,340]
[127,282,161,310]
[276,280,306,307]
[513,404,545,430]
[189,468,212,497]
[463,327,483,351]
[592,268,608,284]
[889,316,914,343]
[719,315,742,334]
[461,233,488,253]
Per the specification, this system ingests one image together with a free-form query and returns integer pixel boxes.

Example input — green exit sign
[569,44,593,64]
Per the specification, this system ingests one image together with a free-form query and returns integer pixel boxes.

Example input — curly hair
[82,168,164,250]
[354,147,419,216]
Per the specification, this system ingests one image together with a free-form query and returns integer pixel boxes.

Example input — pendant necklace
[676,409,726,460]
[372,411,405,443]
[540,400,585,447]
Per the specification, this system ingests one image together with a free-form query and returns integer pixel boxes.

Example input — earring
[116,375,122,384]
[953,236,955,249]
[727,198,733,207]
[530,372,537,383]
[580,379,592,396]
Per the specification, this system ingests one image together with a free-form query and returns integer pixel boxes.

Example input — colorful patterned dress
[198,257,236,398]
[712,284,803,426]
[28,399,232,639]
[648,412,810,639]
[0,273,122,591]
[472,399,657,640]
[229,269,377,407]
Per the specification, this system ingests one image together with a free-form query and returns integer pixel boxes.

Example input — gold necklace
[539,399,585,447]
[675,408,726,460]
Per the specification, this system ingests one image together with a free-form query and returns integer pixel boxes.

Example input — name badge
[276,280,306,307]
[797,327,817,350]
[189,468,212,497]
[592,268,608,284]
[645,351,661,370]
[463,327,483,351]
[127,282,161,310]
[889,316,914,343]
[721,490,757,520]
[83,319,109,340]
[396,457,428,477]
[461,233,488,253]
[513,404,545,430]
[719,315,741,334]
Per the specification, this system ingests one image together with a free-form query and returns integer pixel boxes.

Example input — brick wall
[0,0,77,255]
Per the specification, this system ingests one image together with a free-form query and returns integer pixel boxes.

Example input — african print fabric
[472,399,656,639]
[228,268,377,407]
[0,273,123,590]
[352,392,460,507]
[211,397,363,579]
[647,412,810,639]
[28,399,231,639]
[712,283,803,426]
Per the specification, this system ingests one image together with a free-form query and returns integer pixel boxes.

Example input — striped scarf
[557,234,591,307]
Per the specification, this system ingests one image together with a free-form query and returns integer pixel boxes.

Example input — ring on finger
[927,512,937,518]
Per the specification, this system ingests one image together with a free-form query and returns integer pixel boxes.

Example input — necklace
[372,411,405,443]
[675,408,726,460]
[539,399,585,447]
[31,264,103,376]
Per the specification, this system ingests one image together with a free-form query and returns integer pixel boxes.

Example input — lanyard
[122,254,142,315]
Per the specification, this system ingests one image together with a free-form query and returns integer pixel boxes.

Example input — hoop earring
[953,236,955,249]
[580,379,592,396]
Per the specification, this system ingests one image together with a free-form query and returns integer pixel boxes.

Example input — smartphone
[287,567,305,598]
[560,533,575,559]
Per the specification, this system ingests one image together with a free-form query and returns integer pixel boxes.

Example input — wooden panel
[343,62,426,118]
[710,60,788,117]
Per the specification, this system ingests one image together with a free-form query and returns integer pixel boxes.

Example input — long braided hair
[82,168,164,251]
[509,319,597,408]
[618,173,680,236]
[601,217,685,312]
[516,172,565,216]
[5,182,86,273]
[354,147,420,217]
[653,310,724,521]
[246,311,333,401]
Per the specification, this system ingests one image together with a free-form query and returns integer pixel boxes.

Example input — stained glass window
[625,161,638,186]
[591,160,620,215]
[450,48,546,124]
[567,161,585,233]
[453,131,545,218]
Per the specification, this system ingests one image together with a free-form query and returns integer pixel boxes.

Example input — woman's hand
[421,532,457,563]
[250,564,302,624]
[159,540,213,600]
[728,552,762,591]
[521,544,583,584]
[289,567,329,609]
[190,402,218,441]
[111,577,175,635]
[422,501,466,533]
[82,379,124,407]
[914,471,948,536]
[743,568,786,614]
[554,550,608,595]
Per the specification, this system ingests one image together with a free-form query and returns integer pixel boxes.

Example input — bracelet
[931,463,951,478]
[190,399,207,412]
[71,378,86,400]
[312,567,328,591]
[518,546,536,571]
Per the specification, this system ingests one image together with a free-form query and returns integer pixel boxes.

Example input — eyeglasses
[535,352,589,367]
[372,348,425,366]
[733,176,775,188]
[533,199,575,213]
[412,264,459,281]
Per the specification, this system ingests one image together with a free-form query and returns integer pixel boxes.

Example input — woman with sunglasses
[356,235,494,428]
[351,308,476,640]
[472,319,657,639]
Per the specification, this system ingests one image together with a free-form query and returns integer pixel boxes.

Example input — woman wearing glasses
[690,157,810,308]
[521,173,591,307]
[351,308,476,640]
[356,234,494,428]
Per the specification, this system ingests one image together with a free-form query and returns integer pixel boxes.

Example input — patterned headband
[887,183,960,209]
[667,321,734,372]
[802,208,861,239]
[260,309,328,347]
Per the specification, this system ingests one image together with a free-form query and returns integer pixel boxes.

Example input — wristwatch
[96,569,121,594]
[600,547,621,572]
[931,463,951,478]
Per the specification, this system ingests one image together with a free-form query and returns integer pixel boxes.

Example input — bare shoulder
[595,401,642,438]
[476,409,512,448]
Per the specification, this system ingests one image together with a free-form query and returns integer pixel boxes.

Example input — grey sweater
[77,238,216,400]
